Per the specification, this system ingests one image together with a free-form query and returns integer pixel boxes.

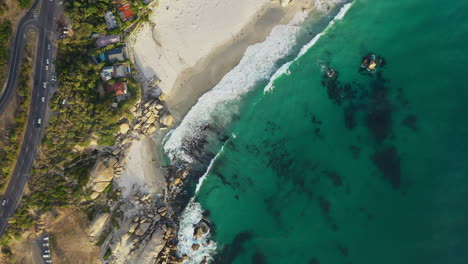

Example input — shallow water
[179,0,468,263]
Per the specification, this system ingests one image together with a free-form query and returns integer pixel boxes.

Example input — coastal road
[0,0,61,236]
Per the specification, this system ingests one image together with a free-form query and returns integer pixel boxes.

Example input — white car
[37,118,42,126]
[47,44,51,50]
[1,199,6,206]
[46,65,49,71]
[44,249,50,253]
[41,97,45,102]
[43,243,49,247]
[43,254,50,258]
[43,82,47,88]
[45,260,52,264]
[46,59,49,65]
[43,236,49,241]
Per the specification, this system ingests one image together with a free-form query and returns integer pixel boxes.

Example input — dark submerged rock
[371,146,401,189]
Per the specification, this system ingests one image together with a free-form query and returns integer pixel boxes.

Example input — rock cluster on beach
[87,94,174,200]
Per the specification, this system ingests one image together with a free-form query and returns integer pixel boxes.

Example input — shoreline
[165,1,316,119]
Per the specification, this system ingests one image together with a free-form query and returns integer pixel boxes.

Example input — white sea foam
[177,199,217,264]
[264,1,354,93]
[163,12,309,164]
[173,2,354,263]
[194,144,225,194]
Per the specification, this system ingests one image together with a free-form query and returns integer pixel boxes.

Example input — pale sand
[124,0,316,193]
[131,0,316,118]
[117,136,166,197]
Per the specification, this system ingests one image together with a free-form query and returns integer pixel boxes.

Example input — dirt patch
[44,208,100,264]
[7,230,37,263]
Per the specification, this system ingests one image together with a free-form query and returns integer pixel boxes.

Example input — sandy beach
[123,0,318,195]
[130,0,316,119]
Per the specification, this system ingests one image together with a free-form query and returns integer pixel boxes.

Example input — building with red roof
[118,4,135,22]
[107,82,128,102]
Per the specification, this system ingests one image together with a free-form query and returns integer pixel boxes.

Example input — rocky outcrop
[193,219,210,239]
[89,213,110,238]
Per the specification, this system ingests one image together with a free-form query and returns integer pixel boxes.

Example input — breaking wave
[265,1,354,93]
[163,12,310,164]
[172,1,354,263]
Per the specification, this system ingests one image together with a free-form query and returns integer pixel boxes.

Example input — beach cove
[160,0,468,263]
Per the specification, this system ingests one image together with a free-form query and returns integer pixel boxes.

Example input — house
[92,47,126,64]
[107,82,128,102]
[118,4,135,22]
[113,63,131,78]
[104,11,119,30]
[101,66,114,81]
[106,48,126,63]
[100,63,131,81]
[95,35,120,48]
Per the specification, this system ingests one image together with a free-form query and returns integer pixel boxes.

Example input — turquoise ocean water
[171,0,468,263]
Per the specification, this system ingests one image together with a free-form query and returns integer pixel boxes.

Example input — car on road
[43,242,49,247]
[46,59,49,65]
[48,44,51,50]
[46,65,49,71]
[37,118,42,128]
[43,254,50,258]
[51,75,56,81]
[41,97,45,102]
[1,199,6,206]
[43,82,47,88]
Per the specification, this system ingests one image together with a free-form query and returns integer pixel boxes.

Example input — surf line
[264,1,355,93]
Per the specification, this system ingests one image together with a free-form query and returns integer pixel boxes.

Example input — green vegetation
[1,0,150,245]
[0,19,12,79]
[103,247,112,260]
[17,0,31,9]
[0,55,32,189]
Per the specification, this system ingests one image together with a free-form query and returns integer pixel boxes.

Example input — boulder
[92,181,111,193]
[89,213,110,237]
[153,213,161,222]
[147,115,157,125]
[146,125,158,134]
[138,222,151,234]
[160,114,174,127]
[173,177,182,186]
[90,191,100,200]
[191,244,200,251]
[90,159,115,183]
[193,219,210,239]
[129,222,139,233]
[120,123,130,134]
[112,148,121,156]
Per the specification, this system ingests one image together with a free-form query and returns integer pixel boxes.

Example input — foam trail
[264,1,354,93]
[194,144,225,194]
[177,199,217,264]
[163,12,309,164]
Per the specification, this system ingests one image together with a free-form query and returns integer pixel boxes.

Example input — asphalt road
[0,0,61,236]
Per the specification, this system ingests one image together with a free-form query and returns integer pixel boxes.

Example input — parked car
[42,242,49,247]
[43,254,50,258]
[45,260,52,264]
[44,249,50,253]
[46,59,49,65]
[1,199,6,206]
[43,236,49,241]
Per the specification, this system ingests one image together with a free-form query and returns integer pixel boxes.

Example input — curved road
[0,0,60,236]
